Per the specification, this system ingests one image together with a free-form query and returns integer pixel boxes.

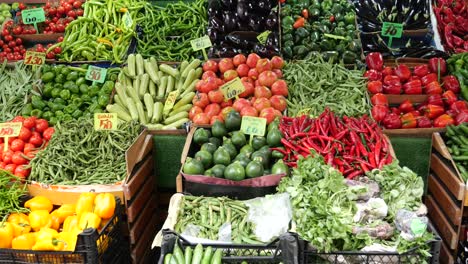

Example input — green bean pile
[175,196,262,244]
[29,119,141,185]
[48,0,147,63]
[0,171,27,219]
[283,57,369,117]
[137,0,207,61]
[0,61,39,122]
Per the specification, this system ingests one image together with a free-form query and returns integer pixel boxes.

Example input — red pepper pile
[371,93,468,129]
[0,116,54,179]
[365,52,460,95]
[277,109,393,179]
[433,0,468,53]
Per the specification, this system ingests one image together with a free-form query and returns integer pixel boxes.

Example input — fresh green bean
[0,171,28,219]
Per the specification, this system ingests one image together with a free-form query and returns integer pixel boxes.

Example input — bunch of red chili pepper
[433,0,468,53]
[371,93,468,129]
[276,109,393,179]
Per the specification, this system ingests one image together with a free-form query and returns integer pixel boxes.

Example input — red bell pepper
[425,104,445,119]
[367,81,383,94]
[410,110,421,117]
[442,90,458,106]
[383,75,402,94]
[413,65,430,77]
[427,94,444,106]
[391,107,401,116]
[364,69,383,82]
[399,99,414,113]
[428,57,447,76]
[370,93,388,106]
[401,113,417,128]
[382,66,394,76]
[383,113,402,129]
[455,110,468,125]
[365,52,383,71]
[434,114,455,127]
[442,75,461,94]
[417,116,432,128]
[421,73,438,86]
[371,105,388,122]
[425,81,443,95]
[394,64,411,82]
[450,100,468,114]
[409,76,421,82]
[403,79,422,94]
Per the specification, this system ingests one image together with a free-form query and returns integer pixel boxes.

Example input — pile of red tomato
[0,116,54,179]
[190,53,288,125]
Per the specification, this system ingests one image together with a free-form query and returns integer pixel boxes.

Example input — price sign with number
[381,22,403,47]
[94,113,118,131]
[191,36,212,51]
[163,90,180,116]
[220,77,245,100]
[257,31,271,45]
[22,8,46,25]
[123,11,133,29]
[86,66,107,84]
[0,122,23,152]
[24,51,45,65]
[241,116,267,137]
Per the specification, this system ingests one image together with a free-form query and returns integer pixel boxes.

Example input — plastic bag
[353,198,388,223]
[395,209,428,241]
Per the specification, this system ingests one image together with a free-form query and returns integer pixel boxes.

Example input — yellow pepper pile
[0,193,116,252]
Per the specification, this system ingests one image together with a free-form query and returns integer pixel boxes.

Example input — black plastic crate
[0,197,129,264]
[158,230,301,264]
[299,224,441,264]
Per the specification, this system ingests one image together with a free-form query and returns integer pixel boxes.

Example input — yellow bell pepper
[93,193,116,219]
[50,212,61,231]
[52,204,76,223]
[8,213,31,237]
[57,231,77,251]
[78,212,101,230]
[32,228,64,251]
[24,196,53,213]
[75,193,96,217]
[62,216,79,233]
[29,210,52,231]
[12,233,36,250]
[0,222,14,248]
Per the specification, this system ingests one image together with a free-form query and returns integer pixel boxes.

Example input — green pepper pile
[23,65,119,125]
[447,52,468,101]
[281,0,361,63]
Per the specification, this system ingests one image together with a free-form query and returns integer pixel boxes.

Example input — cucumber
[152,102,164,123]
[164,112,188,125]
[143,93,154,121]
[191,244,203,264]
[200,246,212,264]
[184,247,193,264]
[169,255,178,264]
[173,244,185,264]
[160,64,180,79]
[127,54,136,77]
[135,54,145,75]
[211,249,222,264]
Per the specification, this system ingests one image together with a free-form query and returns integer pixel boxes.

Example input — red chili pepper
[365,52,384,71]
[301,9,309,19]
[293,17,306,29]
[346,170,363,179]
[442,75,461,93]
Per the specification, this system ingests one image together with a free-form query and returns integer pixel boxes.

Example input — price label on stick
[220,77,245,100]
[163,90,180,116]
[94,113,118,131]
[24,51,45,65]
[257,30,271,45]
[85,66,107,84]
[0,122,22,152]
[381,22,403,47]
[191,36,212,60]
[241,116,267,137]
[21,8,45,33]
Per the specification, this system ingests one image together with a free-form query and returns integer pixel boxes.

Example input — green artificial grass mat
[153,134,187,189]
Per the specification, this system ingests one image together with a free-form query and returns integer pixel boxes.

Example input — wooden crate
[428,132,468,263]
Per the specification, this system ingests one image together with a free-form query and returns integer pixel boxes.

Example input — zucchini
[126,85,140,104]
[173,244,185,264]
[179,60,189,75]
[135,54,145,76]
[127,54,136,77]
[211,249,222,264]
[181,59,201,79]
[139,73,150,98]
[115,83,129,103]
[113,94,124,107]
[152,102,164,123]
[162,118,189,130]
[125,98,139,121]
[106,104,132,122]
[180,80,198,99]
[150,57,159,72]
[136,102,148,124]
[169,255,178,264]
[169,104,192,116]
[164,112,188,125]
[160,64,180,79]
[184,246,193,264]
[146,124,164,130]
[157,76,168,100]
[173,92,195,110]
[181,69,196,92]
[145,59,160,84]
[166,76,175,96]
[164,254,172,264]
[143,93,154,121]
[194,67,202,79]
[133,75,141,98]
[149,80,157,99]
[201,246,212,264]
[191,244,203,264]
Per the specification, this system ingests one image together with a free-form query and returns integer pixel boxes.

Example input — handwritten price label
[24,51,45,65]
[220,77,245,100]
[191,36,212,51]
[163,90,180,116]
[85,66,107,84]
[257,30,271,45]
[123,11,133,29]
[241,116,267,137]
[0,122,22,137]
[94,113,118,131]
[381,22,403,38]
[22,8,45,25]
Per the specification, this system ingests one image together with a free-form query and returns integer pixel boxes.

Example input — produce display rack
[428,132,468,263]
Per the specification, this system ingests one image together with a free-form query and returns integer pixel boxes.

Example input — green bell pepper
[282,16,295,29]
[98,94,110,107]
[71,109,83,119]
[31,98,46,110]
[54,110,64,117]
[66,71,79,81]
[22,104,33,116]
[31,109,42,118]
[60,90,71,100]
[54,74,65,84]
[48,117,58,126]
[75,77,86,86]
[42,111,53,120]
[51,88,61,98]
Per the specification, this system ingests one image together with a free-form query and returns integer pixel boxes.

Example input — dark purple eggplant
[253,44,278,58]
[223,11,237,32]
[209,17,225,32]
[207,28,222,42]
[249,17,264,31]
[265,12,278,30]
[219,47,238,57]
[265,32,279,47]
[236,1,249,21]
[208,0,222,17]
[226,34,254,49]
[221,0,237,10]
[256,0,272,14]
[236,20,250,31]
